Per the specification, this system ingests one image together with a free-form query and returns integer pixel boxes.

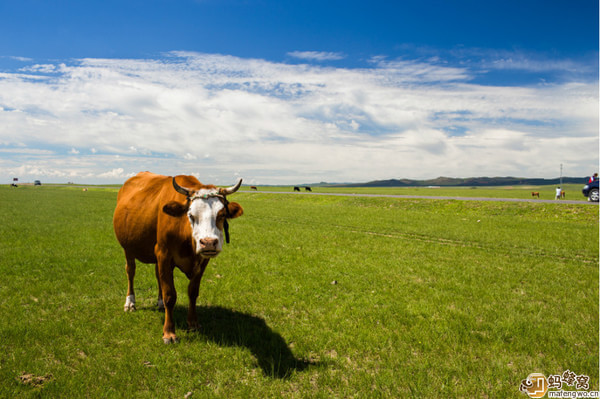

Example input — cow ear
[226,202,243,219]
[163,201,188,217]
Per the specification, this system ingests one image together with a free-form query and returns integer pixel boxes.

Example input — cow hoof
[124,295,136,312]
[163,336,179,344]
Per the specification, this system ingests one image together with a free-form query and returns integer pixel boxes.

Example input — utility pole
[560,164,563,188]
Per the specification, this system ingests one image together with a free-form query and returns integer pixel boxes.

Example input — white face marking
[187,189,225,256]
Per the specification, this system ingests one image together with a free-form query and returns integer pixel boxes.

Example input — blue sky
[0,0,598,184]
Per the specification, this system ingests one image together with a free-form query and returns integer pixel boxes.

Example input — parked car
[582,179,599,202]
[34,180,41,186]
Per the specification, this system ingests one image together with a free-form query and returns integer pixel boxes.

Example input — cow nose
[199,238,219,250]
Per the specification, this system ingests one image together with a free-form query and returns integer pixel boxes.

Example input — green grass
[0,185,597,398]
[244,183,588,201]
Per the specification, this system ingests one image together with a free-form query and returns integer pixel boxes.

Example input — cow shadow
[172,305,319,378]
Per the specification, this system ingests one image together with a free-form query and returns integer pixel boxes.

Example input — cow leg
[157,249,178,344]
[155,264,164,310]
[186,259,209,331]
[124,252,136,312]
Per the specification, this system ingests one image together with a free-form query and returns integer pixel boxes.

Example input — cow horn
[220,178,243,195]
[172,177,191,197]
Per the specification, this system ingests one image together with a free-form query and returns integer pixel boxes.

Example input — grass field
[243,183,588,201]
[0,185,597,398]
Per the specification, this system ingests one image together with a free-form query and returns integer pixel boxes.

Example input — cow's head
[163,177,243,258]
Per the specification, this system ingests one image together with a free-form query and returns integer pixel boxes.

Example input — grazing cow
[250,186,258,190]
[531,192,539,198]
[113,172,243,343]
[293,186,300,192]
[304,186,312,192]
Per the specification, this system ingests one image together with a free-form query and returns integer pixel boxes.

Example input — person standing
[555,187,562,200]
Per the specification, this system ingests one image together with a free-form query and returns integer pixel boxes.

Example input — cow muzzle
[198,237,220,258]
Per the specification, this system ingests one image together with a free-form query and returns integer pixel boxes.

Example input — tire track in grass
[262,215,597,265]
[357,227,597,265]
[340,226,597,264]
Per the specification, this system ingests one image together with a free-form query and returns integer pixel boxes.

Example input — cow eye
[189,214,195,223]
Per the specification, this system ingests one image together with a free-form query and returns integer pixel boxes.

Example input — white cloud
[479,50,595,74]
[287,51,346,61]
[20,64,59,74]
[0,52,597,184]
[370,57,471,82]
[2,56,33,62]
[97,168,128,179]
[0,148,54,155]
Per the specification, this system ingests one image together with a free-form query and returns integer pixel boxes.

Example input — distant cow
[531,192,539,198]
[293,186,301,192]
[113,172,243,343]
[561,190,566,199]
[250,186,257,190]
[304,187,312,192]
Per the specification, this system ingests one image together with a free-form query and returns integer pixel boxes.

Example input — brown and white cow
[113,172,243,343]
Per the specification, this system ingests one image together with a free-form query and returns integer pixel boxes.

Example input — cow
[293,186,300,192]
[113,172,243,343]
[304,186,312,192]
[531,192,539,198]
[250,186,258,190]
[561,190,566,199]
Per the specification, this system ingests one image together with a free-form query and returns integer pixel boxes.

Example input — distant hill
[330,176,588,187]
